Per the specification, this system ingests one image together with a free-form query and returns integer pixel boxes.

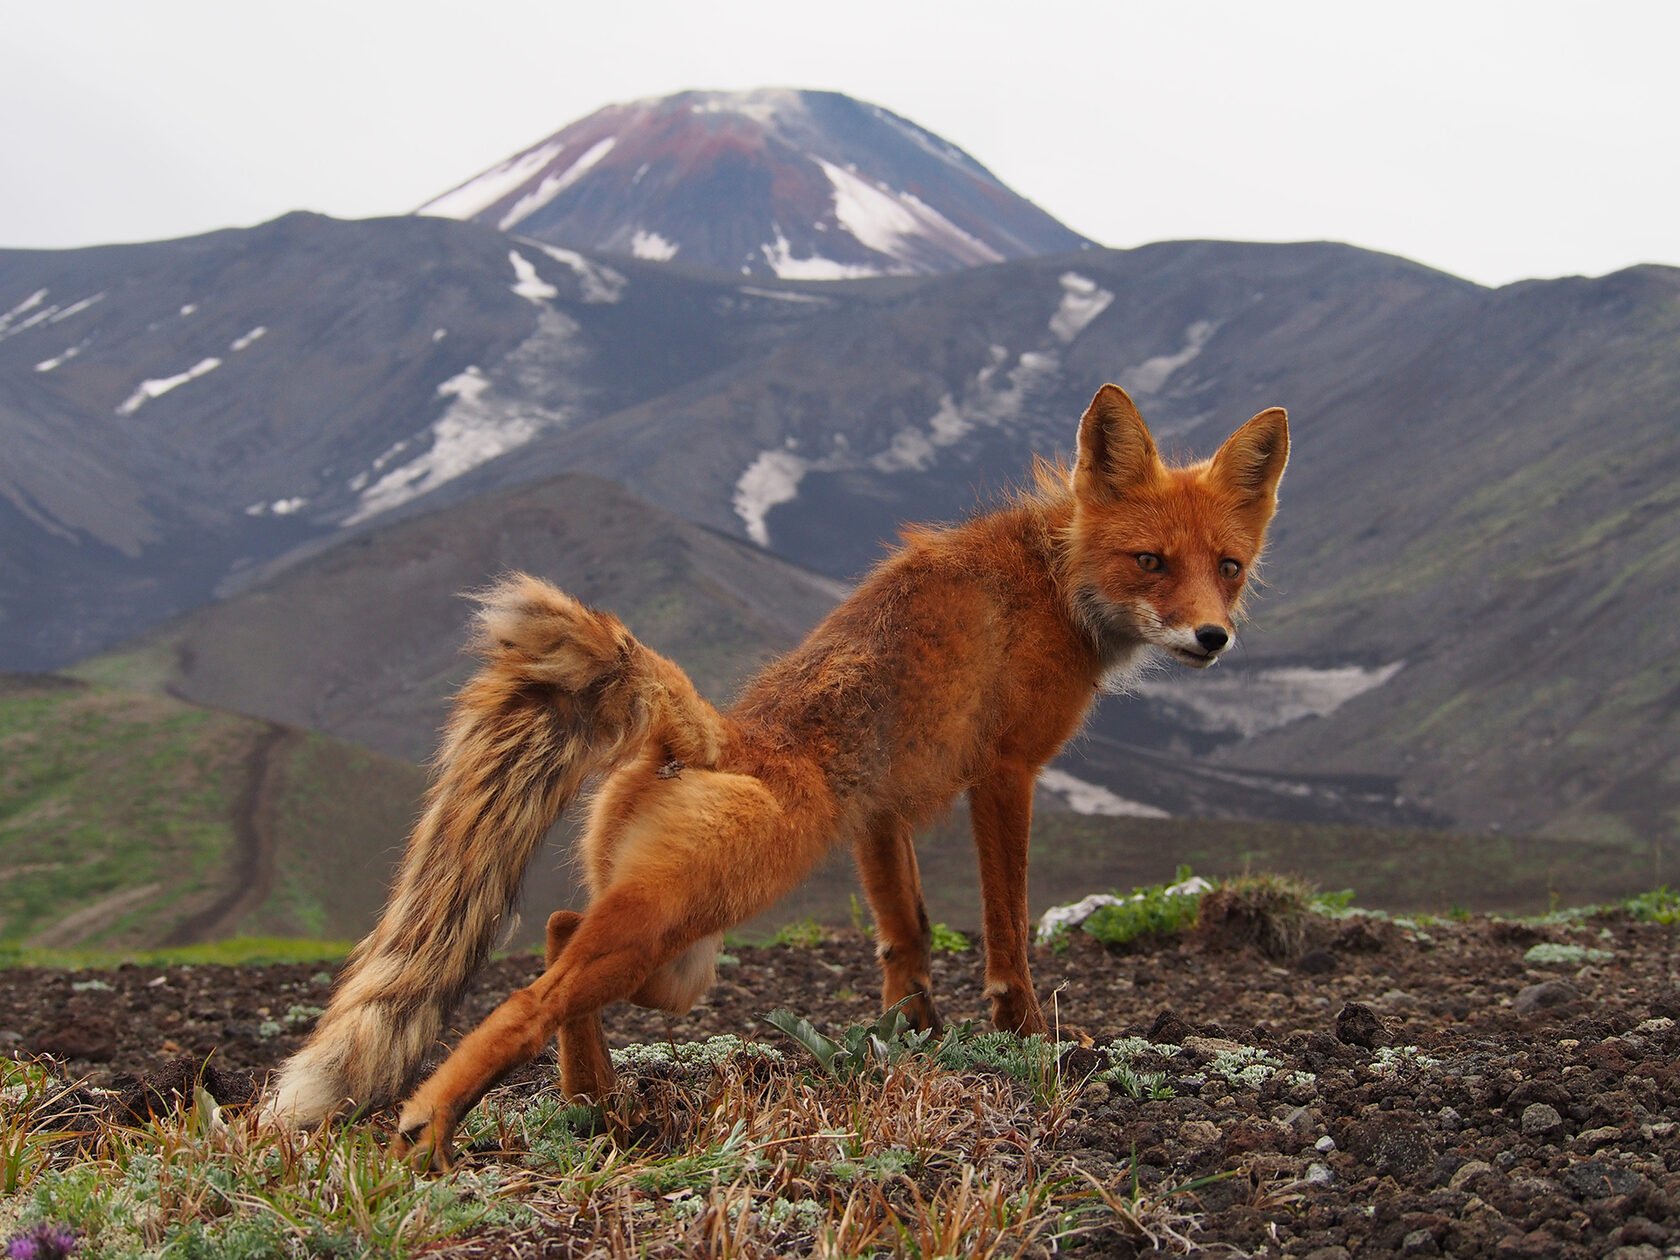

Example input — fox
[261,383,1288,1167]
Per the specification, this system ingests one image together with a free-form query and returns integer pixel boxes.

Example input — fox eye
[1136,553,1163,573]
[1220,558,1242,580]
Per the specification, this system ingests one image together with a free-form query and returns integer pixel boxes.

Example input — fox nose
[1194,624,1230,653]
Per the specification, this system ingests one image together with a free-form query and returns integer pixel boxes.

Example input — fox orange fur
[262,384,1288,1166]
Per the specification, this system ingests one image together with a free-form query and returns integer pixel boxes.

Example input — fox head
[1066,383,1289,671]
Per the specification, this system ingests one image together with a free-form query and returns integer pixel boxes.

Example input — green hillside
[0,674,424,950]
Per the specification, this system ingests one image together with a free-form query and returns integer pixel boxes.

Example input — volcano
[416,88,1092,278]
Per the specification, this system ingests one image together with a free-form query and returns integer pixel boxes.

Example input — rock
[1450,1160,1496,1190]
[1561,1159,1645,1199]
[1147,1009,1196,1045]
[1402,1227,1441,1255]
[1341,1117,1436,1180]
[1305,1162,1334,1186]
[1605,1247,1663,1260]
[1573,1124,1622,1150]
[1513,980,1579,1014]
[1520,1102,1564,1138]
[1177,1120,1221,1148]
[1303,1248,1350,1260]
[1297,948,1337,975]
[1335,1002,1391,1049]
[1315,1134,1337,1153]
[1333,918,1392,952]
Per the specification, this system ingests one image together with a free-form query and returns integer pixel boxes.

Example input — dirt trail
[161,726,295,944]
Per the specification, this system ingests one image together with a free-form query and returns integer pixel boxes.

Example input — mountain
[416,89,1092,278]
[5,210,1680,867]
[75,472,845,763]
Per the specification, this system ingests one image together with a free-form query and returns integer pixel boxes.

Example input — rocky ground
[4,906,1679,1257]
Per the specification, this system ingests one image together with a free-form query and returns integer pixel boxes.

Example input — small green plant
[1082,869,1205,949]
[1523,942,1614,966]
[1623,886,1680,924]
[929,922,971,954]
[764,1002,935,1079]
[769,917,826,948]
[1311,888,1358,915]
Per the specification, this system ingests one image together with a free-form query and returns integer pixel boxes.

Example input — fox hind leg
[545,910,613,1101]
[854,813,942,1033]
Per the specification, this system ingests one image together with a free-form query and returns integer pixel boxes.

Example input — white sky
[3,0,1675,287]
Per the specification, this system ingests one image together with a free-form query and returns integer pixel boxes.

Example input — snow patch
[0,289,97,343]
[508,250,557,303]
[116,357,222,415]
[736,286,830,305]
[347,367,534,522]
[497,137,617,231]
[819,160,1002,268]
[419,139,567,221]
[630,229,679,261]
[1,290,48,333]
[733,449,810,546]
[1121,320,1217,395]
[1050,272,1114,343]
[345,306,589,524]
[1131,662,1406,739]
[48,292,104,324]
[761,229,883,280]
[530,242,626,304]
[35,340,89,372]
[1038,768,1170,819]
[229,325,267,352]
[687,88,802,124]
[871,393,972,473]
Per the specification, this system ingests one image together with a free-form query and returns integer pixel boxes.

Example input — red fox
[262,384,1288,1166]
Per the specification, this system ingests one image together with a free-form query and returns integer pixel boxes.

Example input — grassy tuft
[1198,873,1317,961]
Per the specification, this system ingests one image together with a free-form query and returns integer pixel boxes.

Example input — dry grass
[3,1029,1222,1258]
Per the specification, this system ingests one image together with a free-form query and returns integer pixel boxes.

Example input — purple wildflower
[4,1224,79,1260]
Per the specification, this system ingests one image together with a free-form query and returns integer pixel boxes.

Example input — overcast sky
[4,1,1675,287]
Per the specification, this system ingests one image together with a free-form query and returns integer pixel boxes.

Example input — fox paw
[391,1104,457,1174]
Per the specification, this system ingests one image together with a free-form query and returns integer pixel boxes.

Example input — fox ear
[1075,384,1160,501]
[1210,407,1290,511]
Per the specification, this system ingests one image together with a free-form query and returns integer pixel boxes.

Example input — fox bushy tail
[262,573,724,1127]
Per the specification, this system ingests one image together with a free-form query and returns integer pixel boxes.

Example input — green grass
[0,675,423,954]
[0,936,352,971]
[0,679,246,948]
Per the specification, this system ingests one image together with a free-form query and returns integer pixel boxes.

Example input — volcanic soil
[4,907,1679,1257]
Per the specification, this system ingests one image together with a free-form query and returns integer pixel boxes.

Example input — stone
[1449,1160,1496,1191]
[1335,1002,1391,1049]
[1520,1102,1564,1138]
[1513,980,1580,1014]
